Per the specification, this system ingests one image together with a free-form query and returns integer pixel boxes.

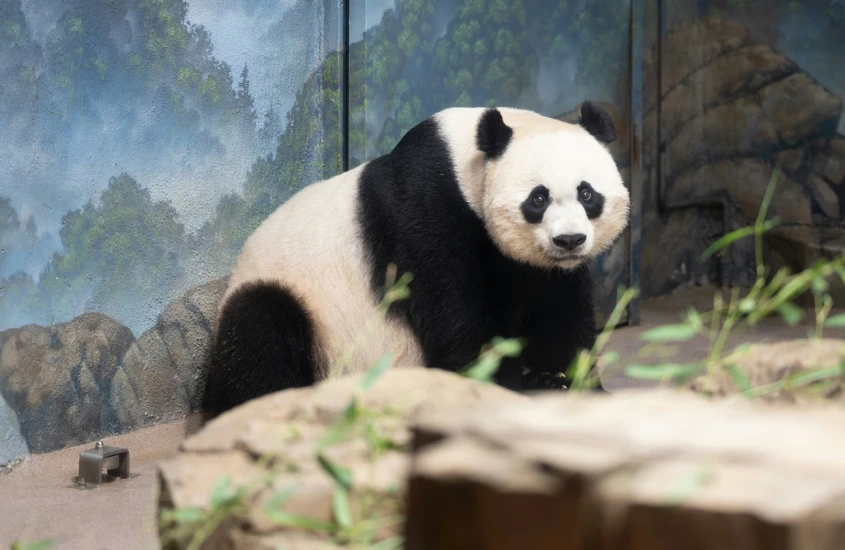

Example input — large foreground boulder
[407,388,845,549]
[157,366,845,549]
[156,368,525,549]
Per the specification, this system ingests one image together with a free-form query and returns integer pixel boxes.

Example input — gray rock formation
[0,276,228,453]
[113,277,228,431]
[0,313,134,453]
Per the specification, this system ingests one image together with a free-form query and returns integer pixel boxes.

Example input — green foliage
[9,540,53,550]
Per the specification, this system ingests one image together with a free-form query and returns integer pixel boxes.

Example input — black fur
[520,185,550,224]
[577,182,605,220]
[201,281,319,418]
[579,101,617,145]
[357,116,603,391]
[476,108,514,160]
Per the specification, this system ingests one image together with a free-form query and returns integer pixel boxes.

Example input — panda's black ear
[579,101,617,145]
[476,108,513,160]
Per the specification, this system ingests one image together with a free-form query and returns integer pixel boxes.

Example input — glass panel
[348,0,637,323]
[0,0,342,452]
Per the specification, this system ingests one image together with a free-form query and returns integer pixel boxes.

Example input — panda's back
[222,164,425,377]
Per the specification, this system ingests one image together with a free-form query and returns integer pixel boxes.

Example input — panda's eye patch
[577,181,605,220]
[521,185,550,224]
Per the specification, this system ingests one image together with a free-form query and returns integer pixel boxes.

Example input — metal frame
[628,0,644,325]
[341,0,351,173]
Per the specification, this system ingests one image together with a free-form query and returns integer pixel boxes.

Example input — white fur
[222,165,425,378]
[436,107,630,270]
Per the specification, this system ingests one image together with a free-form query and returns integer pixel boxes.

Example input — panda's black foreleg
[522,369,570,391]
[201,280,319,421]
[520,363,607,392]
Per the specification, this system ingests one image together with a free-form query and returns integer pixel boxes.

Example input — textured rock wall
[0,277,227,455]
[641,17,845,297]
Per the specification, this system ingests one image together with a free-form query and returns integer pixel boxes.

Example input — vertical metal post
[341,0,351,173]
[627,0,644,325]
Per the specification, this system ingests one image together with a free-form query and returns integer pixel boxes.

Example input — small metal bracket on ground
[78,440,130,489]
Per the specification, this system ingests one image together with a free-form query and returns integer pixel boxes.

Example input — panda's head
[443,103,630,270]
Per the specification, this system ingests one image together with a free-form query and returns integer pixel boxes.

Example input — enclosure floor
[2,285,843,549]
[0,416,201,550]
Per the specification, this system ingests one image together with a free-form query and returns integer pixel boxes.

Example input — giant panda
[201,102,630,418]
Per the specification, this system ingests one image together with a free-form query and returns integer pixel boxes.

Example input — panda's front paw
[523,370,570,391]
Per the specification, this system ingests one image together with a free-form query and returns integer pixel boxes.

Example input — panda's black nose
[553,233,586,251]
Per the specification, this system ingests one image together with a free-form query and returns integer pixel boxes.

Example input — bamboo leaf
[625,363,700,381]
[172,507,205,524]
[332,485,352,528]
[700,226,755,261]
[756,164,781,226]
[368,538,405,550]
[318,398,360,448]
[209,475,234,507]
[825,314,845,328]
[264,485,335,533]
[264,510,336,533]
[317,454,353,490]
[727,364,751,392]
[640,323,699,342]
[360,354,393,391]
[777,302,804,326]
[492,337,524,357]
[791,366,841,387]
[601,351,620,365]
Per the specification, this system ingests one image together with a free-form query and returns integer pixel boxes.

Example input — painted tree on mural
[191,50,344,267]
[36,174,187,327]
